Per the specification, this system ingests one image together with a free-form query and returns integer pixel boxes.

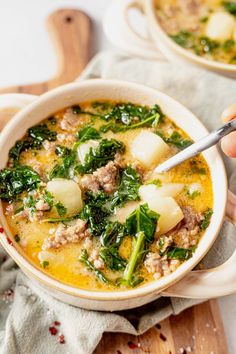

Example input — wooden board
[95,300,228,354]
[0,8,229,354]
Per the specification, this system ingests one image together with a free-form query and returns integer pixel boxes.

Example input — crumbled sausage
[42,219,90,250]
[80,174,100,194]
[157,235,173,252]
[177,0,200,15]
[57,133,76,143]
[144,252,180,279]
[5,204,14,216]
[42,140,56,153]
[167,206,203,249]
[33,164,44,178]
[60,109,78,131]
[81,154,124,194]
[93,160,118,194]
[35,199,50,211]
[89,249,105,270]
[131,161,145,181]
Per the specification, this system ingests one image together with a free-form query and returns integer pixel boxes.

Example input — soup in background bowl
[0,80,230,311]
[156,0,236,65]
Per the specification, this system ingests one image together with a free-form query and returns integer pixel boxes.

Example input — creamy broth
[0,101,213,291]
[156,0,236,64]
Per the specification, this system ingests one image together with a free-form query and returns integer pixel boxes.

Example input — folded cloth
[0,52,236,354]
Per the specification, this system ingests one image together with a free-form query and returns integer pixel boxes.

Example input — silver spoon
[155,118,236,173]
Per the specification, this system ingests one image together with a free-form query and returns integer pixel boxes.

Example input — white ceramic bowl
[0,80,235,311]
[104,0,236,78]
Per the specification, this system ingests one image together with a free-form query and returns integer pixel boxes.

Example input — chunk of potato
[77,140,99,165]
[131,131,170,167]
[149,197,183,234]
[206,12,236,41]
[139,188,184,234]
[139,183,184,200]
[110,201,140,224]
[47,178,83,216]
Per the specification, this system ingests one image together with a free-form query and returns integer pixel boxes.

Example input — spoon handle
[155,118,236,173]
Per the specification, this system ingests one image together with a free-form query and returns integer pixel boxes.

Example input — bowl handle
[0,93,37,129]
[161,190,236,299]
[103,0,163,59]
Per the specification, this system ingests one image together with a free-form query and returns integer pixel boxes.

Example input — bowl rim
[145,0,236,73]
[0,79,228,301]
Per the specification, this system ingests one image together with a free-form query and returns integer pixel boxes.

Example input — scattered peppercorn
[58,334,65,344]
[160,333,167,341]
[49,326,58,336]
[14,234,20,242]
[127,341,138,349]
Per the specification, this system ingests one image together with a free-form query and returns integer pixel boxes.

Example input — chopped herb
[223,1,236,15]
[171,31,219,56]
[189,160,206,175]
[42,260,49,268]
[76,125,101,143]
[79,249,109,284]
[55,145,71,157]
[200,208,213,230]
[14,234,20,242]
[55,202,67,216]
[72,105,100,117]
[24,195,37,211]
[76,138,125,175]
[0,166,41,201]
[146,179,162,187]
[186,190,201,199]
[200,16,208,23]
[49,150,77,179]
[43,191,54,209]
[91,101,111,111]
[43,215,79,223]
[167,247,194,260]
[161,131,192,150]
[110,166,141,210]
[222,39,235,52]
[171,30,195,48]
[48,117,57,125]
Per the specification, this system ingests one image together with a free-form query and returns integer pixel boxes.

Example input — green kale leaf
[200,208,213,230]
[223,1,236,15]
[0,166,41,201]
[110,166,141,210]
[76,125,101,143]
[100,222,126,271]
[100,103,164,133]
[76,138,125,175]
[79,249,109,284]
[9,124,57,164]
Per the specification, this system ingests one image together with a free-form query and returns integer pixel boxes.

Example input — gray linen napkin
[0,52,236,354]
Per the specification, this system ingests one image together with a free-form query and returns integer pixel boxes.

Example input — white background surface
[0,0,235,353]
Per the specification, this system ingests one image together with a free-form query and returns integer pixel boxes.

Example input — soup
[0,101,213,291]
[156,0,236,64]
